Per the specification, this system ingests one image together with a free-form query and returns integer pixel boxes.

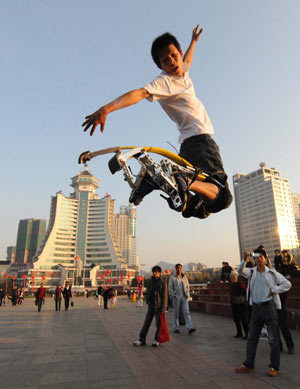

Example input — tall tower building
[6,246,16,263]
[115,205,137,268]
[15,219,46,264]
[31,166,126,271]
[233,163,299,258]
[291,193,300,244]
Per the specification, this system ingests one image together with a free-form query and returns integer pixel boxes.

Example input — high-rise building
[31,166,126,271]
[6,246,16,263]
[115,205,137,268]
[292,193,300,244]
[15,219,46,264]
[233,163,299,258]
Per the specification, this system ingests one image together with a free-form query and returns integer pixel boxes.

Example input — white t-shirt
[144,69,214,144]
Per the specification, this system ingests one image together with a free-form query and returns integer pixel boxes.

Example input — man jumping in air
[82,25,232,219]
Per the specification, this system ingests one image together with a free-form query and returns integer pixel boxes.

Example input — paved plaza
[0,296,299,389]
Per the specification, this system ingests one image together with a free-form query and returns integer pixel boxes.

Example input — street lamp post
[4,274,9,295]
[22,275,28,296]
[12,275,17,289]
[31,275,35,294]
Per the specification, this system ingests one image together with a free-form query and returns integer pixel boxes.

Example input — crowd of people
[130,245,297,379]
[0,286,24,306]
[1,242,297,379]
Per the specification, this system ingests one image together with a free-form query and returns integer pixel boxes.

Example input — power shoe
[129,173,158,206]
[167,173,189,212]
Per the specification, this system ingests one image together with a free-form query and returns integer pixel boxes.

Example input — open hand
[82,107,107,136]
[192,25,203,42]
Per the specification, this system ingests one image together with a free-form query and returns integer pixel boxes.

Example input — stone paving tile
[89,376,140,389]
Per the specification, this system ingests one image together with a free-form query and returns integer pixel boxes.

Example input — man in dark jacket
[36,283,46,312]
[221,262,232,282]
[133,265,167,347]
[0,288,5,306]
[11,286,18,306]
[54,283,63,311]
[103,287,113,309]
[274,250,283,273]
[63,283,72,311]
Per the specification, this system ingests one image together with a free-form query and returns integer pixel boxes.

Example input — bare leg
[189,181,219,201]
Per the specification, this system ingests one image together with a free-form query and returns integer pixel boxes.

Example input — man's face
[255,253,266,266]
[158,43,184,77]
[176,265,182,276]
[153,270,161,279]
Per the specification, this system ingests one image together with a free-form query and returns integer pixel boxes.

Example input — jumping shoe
[166,173,189,212]
[129,173,158,206]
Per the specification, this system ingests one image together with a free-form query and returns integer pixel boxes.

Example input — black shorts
[179,134,232,215]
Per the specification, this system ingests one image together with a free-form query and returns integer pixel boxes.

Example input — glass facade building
[15,219,46,264]
[233,163,299,259]
[115,205,137,269]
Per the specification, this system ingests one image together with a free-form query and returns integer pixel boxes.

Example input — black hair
[175,263,182,269]
[152,265,162,273]
[151,32,182,68]
[254,246,267,258]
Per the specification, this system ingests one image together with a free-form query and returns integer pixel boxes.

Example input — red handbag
[158,312,170,343]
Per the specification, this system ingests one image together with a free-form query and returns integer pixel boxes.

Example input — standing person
[0,288,5,306]
[36,283,46,312]
[103,287,113,309]
[82,25,232,219]
[54,283,63,311]
[17,288,24,305]
[136,282,144,307]
[168,263,196,334]
[133,266,167,347]
[277,291,295,354]
[11,286,18,306]
[235,247,291,377]
[97,284,104,307]
[229,271,248,339]
[243,251,254,269]
[274,250,283,273]
[110,289,117,308]
[220,262,232,283]
[63,283,72,311]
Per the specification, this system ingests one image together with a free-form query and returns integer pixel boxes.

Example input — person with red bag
[133,266,168,347]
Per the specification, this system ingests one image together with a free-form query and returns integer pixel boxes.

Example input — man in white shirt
[82,25,232,219]
[235,247,291,377]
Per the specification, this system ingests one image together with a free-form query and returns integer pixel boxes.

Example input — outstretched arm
[183,25,203,69]
[82,88,150,135]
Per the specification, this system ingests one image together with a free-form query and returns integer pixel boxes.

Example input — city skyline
[1,1,300,269]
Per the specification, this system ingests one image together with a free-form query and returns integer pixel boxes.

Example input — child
[136,283,144,307]
[133,266,167,347]
[82,25,232,219]
[110,289,117,308]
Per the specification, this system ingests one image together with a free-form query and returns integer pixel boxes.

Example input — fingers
[90,124,97,136]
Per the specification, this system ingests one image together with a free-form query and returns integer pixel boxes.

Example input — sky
[1,0,299,270]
